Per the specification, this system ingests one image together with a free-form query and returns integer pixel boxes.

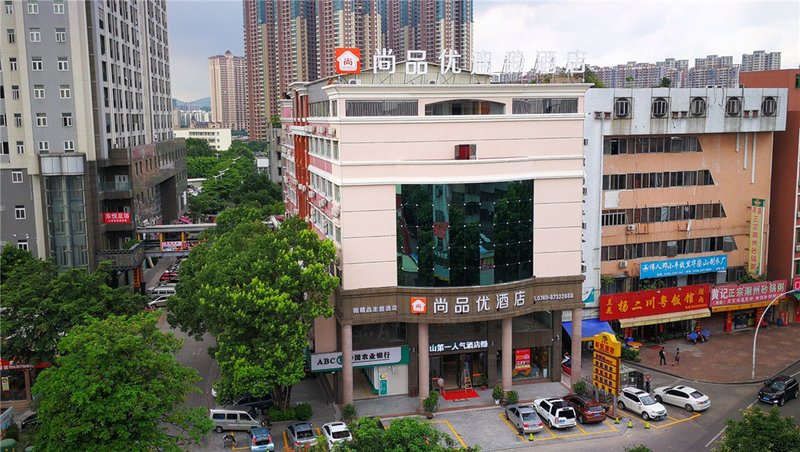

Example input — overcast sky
[168,0,800,102]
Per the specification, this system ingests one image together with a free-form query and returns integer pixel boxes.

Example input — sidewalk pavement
[628,322,800,383]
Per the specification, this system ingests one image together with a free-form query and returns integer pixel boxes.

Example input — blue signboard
[640,255,727,279]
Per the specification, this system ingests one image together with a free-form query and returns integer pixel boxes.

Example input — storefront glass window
[352,322,407,348]
[499,346,551,381]
[512,311,552,332]
[396,180,534,287]
[0,369,27,401]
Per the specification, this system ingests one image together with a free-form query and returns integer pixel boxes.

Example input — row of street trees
[0,245,212,450]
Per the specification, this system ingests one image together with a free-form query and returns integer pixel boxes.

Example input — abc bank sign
[309,346,409,373]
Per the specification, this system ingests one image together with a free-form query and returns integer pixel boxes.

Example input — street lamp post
[751,288,800,380]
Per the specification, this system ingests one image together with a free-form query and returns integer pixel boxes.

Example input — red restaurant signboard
[709,280,787,308]
[600,284,710,321]
[103,212,131,224]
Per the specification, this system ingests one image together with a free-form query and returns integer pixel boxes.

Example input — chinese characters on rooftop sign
[599,284,710,321]
[749,198,765,276]
[335,48,471,76]
[709,280,787,308]
[639,255,727,279]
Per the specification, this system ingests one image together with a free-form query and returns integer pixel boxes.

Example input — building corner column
[341,323,353,406]
[570,308,583,387]
[418,323,429,413]
[502,317,512,390]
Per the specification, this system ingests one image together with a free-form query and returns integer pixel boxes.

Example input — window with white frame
[13,114,21,127]
[17,240,29,251]
[38,141,49,152]
[62,113,72,127]
[35,113,47,127]
[614,98,631,118]
[53,0,63,14]
[725,97,741,117]
[11,85,19,99]
[31,56,42,71]
[690,97,706,117]
[55,28,66,43]
[652,97,668,118]
[63,140,74,151]
[16,141,23,154]
[27,1,38,14]
[11,171,23,183]
[9,57,17,70]
[15,205,26,219]
[59,85,71,98]
[7,28,15,43]
[29,27,40,42]
[33,84,45,99]
[57,57,68,71]
[5,1,13,14]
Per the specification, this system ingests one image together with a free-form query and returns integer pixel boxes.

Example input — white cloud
[474,0,800,72]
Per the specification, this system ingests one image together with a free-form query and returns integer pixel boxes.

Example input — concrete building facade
[741,51,781,73]
[580,88,788,343]
[281,65,589,407]
[209,50,247,131]
[174,127,232,151]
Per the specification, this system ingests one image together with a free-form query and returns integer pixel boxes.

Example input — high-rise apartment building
[741,50,781,72]
[209,50,247,131]
[0,0,186,272]
[244,0,474,140]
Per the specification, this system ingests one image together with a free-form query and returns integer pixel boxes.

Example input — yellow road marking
[629,412,701,429]
[575,422,588,434]
[431,419,467,449]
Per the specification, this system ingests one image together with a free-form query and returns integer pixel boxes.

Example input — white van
[147,285,176,298]
[209,409,264,433]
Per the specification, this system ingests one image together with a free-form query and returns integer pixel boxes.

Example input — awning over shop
[618,308,711,328]
[563,318,615,341]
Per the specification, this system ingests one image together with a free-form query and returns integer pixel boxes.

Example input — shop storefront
[331,275,583,403]
[0,361,49,413]
[600,285,711,341]
[709,280,790,332]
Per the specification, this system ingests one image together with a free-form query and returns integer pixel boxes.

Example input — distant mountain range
[172,97,211,110]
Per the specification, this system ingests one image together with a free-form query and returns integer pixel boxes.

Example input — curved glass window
[424,99,505,116]
[397,180,533,287]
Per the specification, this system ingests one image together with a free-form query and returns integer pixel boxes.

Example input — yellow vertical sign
[749,198,765,275]
[592,332,621,396]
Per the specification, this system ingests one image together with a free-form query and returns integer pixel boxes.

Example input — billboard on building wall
[748,198,766,275]
[103,212,131,224]
[599,284,710,321]
[709,280,787,308]
[639,255,727,279]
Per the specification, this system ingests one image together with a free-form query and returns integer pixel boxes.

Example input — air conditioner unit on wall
[332,205,341,218]
[626,224,636,232]
[319,198,328,208]
[618,260,628,269]
[307,191,316,199]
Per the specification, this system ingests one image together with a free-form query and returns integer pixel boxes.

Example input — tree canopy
[0,244,144,364]
[167,214,338,409]
[717,406,800,452]
[185,137,215,157]
[32,313,212,451]
[325,417,479,452]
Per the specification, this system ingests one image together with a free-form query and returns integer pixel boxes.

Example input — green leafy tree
[339,417,480,451]
[32,313,212,451]
[716,406,800,452]
[185,137,215,157]
[167,216,339,409]
[186,156,219,178]
[0,243,33,283]
[583,68,607,88]
[659,77,672,87]
[0,247,144,364]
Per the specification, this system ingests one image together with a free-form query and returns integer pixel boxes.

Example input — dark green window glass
[397,180,533,287]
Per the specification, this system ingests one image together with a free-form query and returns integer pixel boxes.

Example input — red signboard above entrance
[103,212,130,224]
[599,284,710,321]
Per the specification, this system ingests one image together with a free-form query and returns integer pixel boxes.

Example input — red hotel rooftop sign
[600,284,710,321]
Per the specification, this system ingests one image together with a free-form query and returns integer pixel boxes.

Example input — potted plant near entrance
[480,373,488,390]
[492,384,504,405]
[423,390,439,419]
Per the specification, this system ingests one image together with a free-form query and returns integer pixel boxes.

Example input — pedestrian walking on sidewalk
[659,347,667,366]
[674,347,680,366]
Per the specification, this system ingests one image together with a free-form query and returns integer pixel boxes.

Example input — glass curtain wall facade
[45,176,88,268]
[397,180,533,287]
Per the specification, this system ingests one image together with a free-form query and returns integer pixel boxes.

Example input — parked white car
[322,422,352,449]
[533,398,577,429]
[653,385,711,412]
[618,387,667,421]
